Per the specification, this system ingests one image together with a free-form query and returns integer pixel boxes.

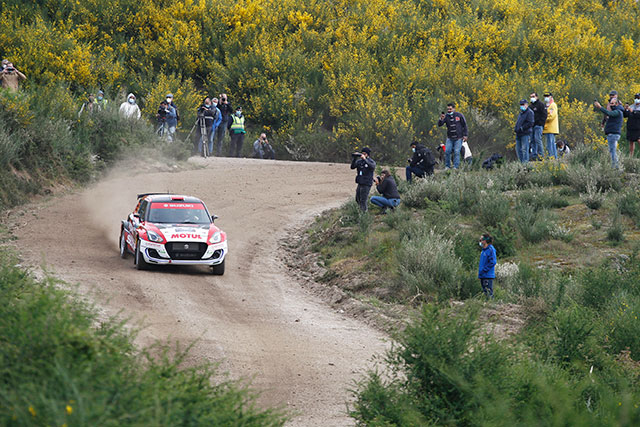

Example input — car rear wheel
[135,239,150,270]
[119,229,128,259]
[211,259,225,275]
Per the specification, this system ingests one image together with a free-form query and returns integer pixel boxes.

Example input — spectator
[0,62,26,92]
[556,140,570,157]
[253,133,275,159]
[623,93,640,158]
[601,90,618,131]
[96,90,108,110]
[195,98,216,155]
[543,92,559,159]
[227,106,246,157]
[594,97,624,168]
[157,100,177,140]
[406,141,435,182]
[514,99,534,163]
[78,94,97,117]
[210,97,223,154]
[119,93,141,120]
[350,147,376,212]
[437,103,468,170]
[529,92,547,161]
[165,94,179,141]
[1,59,8,69]
[216,93,233,156]
[478,233,497,299]
[461,140,473,166]
[370,170,401,214]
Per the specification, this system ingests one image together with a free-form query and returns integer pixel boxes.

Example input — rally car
[119,193,227,275]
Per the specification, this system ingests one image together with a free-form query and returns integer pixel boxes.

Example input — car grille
[165,242,208,260]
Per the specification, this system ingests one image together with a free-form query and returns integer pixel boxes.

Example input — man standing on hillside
[227,106,246,157]
[119,93,141,120]
[594,97,624,168]
[437,103,468,170]
[350,147,376,212]
[165,93,179,141]
[478,233,497,299]
[514,99,534,163]
[0,62,26,92]
[543,92,559,159]
[529,92,547,161]
[216,93,233,156]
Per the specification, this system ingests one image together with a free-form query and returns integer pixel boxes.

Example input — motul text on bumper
[139,239,227,266]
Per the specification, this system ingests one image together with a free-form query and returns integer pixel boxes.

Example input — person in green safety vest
[227,106,246,157]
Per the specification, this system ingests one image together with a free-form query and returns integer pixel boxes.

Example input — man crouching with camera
[371,170,401,214]
[350,147,376,212]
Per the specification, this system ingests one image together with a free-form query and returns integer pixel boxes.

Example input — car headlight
[209,232,222,244]
[147,230,164,243]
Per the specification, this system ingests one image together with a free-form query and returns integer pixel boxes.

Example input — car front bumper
[139,239,227,266]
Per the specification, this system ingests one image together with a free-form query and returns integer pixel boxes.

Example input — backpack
[482,153,503,170]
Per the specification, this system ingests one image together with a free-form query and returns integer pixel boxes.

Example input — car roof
[140,194,204,204]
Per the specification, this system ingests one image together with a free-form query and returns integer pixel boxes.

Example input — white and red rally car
[119,193,227,275]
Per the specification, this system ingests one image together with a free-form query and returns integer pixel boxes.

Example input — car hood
[152,223,212,242]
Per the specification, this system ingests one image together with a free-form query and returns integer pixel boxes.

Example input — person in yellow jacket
[227,106,246,157]
[543,92,559,159]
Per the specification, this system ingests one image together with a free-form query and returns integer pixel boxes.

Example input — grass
[0,252,287,426]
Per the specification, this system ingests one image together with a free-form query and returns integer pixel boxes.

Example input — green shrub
[381,207,412,229]
[402,178,445,208]
[617,188,640,226]
[477,191,510,227]
[568,162,622,193]
[607,209,625,244]
[550,304,596,365]
[515,205,557,244]
[605,295,640,361]
[396,229,464,300]
[487,223,517,258]
[518,186,569,211]
[578,265,621,310]
[580,181,606,210]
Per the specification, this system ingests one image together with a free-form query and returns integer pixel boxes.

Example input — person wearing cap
[478,233,497,299]
[601,90,618,131]
[371,170,400,214]
[119,93,141,120]
[0,62,26,92]
[437,103,468,170]
[350,147,376,212]
[529,92,547,161]
[96,90,108,110]
[227,106,246,157]
[594,96,624,168]
[623,93,640,158]
[406,141,435,183]
[514,99,534,163]
[165,93,179,140]
[542,92,559,159]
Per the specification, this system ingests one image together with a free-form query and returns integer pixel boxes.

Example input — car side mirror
[133,213,140,219]
[211,214,219,222]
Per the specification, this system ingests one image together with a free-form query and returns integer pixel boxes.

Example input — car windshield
[147,202,210,224]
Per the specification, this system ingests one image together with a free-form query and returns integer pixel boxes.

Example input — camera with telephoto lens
[351,152,362,158]
[5,67,15,72]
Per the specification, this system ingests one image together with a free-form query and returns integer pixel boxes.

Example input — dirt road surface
[10,157,389,426]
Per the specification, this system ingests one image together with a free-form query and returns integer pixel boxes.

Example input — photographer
[594,96,624,168]
[350,147,376,212]
[0,62,26,92]
[370,170,401,214]
[406,141,435,183]
[156,100,176,139]
[253,133,275,159]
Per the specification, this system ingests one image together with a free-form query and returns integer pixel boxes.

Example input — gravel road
[11,157,389,426]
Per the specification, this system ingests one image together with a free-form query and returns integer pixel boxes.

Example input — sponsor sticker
[150,202,205,210]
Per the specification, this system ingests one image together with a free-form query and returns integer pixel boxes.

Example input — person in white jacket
[119,93,141,120]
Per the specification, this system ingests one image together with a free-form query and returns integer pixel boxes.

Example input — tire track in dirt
[9,157,388,426]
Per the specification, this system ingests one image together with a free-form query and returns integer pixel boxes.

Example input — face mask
[448,111,454,116]
[236,111,242,117]
[128,98,135,104]
[205,104,211,108]
[166,98,172,103]
[544,97,550,103]
[520,106,526,111]
[478,242,483,247]
[635,99,640,105]
[412,147,416,152]
[530,97,536,103]
[212,102,218,107]
[97,96,103,101]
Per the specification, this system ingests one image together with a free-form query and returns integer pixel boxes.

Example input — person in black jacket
[437,103,468,170]
[216,93,233,156]
[350,147,376,212]
[370,170,401,214]
[406,141,435,183]
[514,99,534,163]
[529,92,547,161]
[624,93,640,158]
[195,98,216,155]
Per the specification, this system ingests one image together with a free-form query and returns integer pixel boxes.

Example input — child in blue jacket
[478,234,497,299]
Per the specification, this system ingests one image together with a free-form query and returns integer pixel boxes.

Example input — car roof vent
[171,196,184,201]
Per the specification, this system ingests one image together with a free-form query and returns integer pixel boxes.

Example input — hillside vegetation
[305,148,640,424]
[2,0,640,165]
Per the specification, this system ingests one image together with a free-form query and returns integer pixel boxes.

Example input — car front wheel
[211,259,225,275]
[135,239,150,270]
[119,229,128,259]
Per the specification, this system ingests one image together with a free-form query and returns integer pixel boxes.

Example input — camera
[376,175,381,182]
[5,67,15,72]
[351,152,362,158]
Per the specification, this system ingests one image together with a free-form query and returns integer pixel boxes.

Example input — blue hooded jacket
[478,244,497,279]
